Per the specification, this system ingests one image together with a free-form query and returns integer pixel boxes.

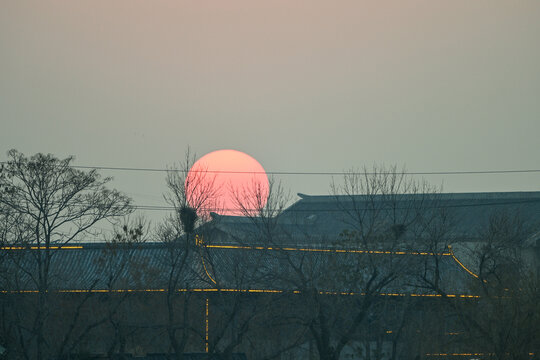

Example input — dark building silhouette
[2,192,539,359]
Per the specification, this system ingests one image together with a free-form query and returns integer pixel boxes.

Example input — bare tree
[164,148,221,223]
[97,217,149,359]
[263,166,434,360]
[157,149,222,358]
[201,177,308,359]
[231,176,291,245]
[418,211,540,360]
[198,234,291,359]
[200,165,454,360]
[256,166,441,360]
[0,150,132,360]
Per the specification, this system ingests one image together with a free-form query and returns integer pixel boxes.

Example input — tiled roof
[1,242,475,296]
[5,191,534,295]
[279,191,540,241]
[2,244,207,291]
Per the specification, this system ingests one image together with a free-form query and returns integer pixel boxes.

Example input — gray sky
[1,0,540,225]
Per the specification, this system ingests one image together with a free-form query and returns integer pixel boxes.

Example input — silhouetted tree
[158,149,221,358]
[418,211,540,360]
[0,149,132,360]
[231,165,442,360]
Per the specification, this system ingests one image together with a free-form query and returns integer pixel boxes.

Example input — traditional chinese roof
[208,191,540,245]
[1,241,476,297]
[3,191,538,296]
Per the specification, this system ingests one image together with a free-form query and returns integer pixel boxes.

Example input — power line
[51,165,540,176]
[130,198,540,212]
[6,198,537,213]
[2,161,540,176]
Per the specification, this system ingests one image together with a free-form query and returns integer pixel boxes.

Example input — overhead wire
[129,197,540,212]
[69,166,540,176]
[2,198,535,213]
[2,161,540,176]
[2,162,540,212]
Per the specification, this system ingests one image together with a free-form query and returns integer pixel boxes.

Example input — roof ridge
[295,191,540,201]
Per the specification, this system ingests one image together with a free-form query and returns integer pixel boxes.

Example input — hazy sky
[1,1,540,223]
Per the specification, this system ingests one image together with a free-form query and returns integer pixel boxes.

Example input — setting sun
[185,149,269,216]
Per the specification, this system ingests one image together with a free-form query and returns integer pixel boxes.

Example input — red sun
[185,150,269,217]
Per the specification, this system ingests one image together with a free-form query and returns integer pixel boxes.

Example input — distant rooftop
[296,191,540,202]
[207,191,540,245]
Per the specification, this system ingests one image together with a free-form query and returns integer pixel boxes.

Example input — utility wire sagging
[2,161,540,176]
